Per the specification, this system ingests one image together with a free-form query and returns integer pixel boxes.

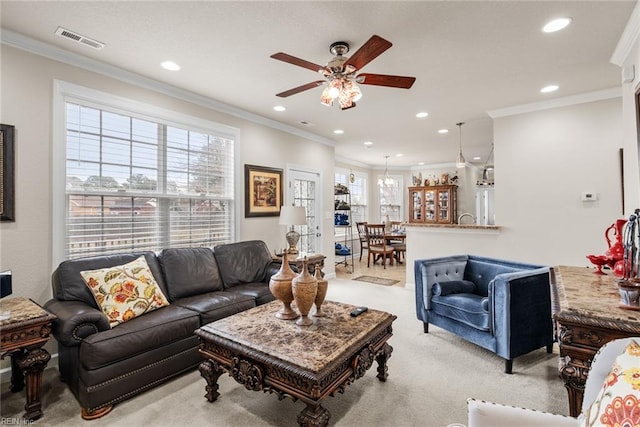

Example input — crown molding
[487,87,621,119]
[611,1,640,66]
[1,29,335,148]
[334,155,371,169]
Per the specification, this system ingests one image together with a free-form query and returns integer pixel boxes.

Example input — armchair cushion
[431,293,491,331]
[432,280,476,296]
[580,339,640,427]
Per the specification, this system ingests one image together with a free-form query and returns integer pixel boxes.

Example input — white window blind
[379,175,403,221]
[64,102,235,259]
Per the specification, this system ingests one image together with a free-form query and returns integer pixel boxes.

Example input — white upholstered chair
[467,337,640,427]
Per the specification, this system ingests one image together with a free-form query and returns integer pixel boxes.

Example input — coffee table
[195,300,396,426]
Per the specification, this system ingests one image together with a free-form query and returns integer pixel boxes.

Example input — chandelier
[378,155,394,187]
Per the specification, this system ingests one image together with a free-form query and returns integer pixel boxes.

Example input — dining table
[384,231,407,264]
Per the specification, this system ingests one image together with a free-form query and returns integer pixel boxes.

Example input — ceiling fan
[270,35,416,110]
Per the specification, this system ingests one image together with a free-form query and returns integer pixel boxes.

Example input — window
[379,175,403,221]
[56,83,237,260]
[335,169,367,226]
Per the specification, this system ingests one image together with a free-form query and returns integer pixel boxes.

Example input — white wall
[406,97,625,286]
[493,97,624,266]
[0,45,336,307]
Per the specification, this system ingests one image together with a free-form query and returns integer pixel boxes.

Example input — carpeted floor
[352,275,399,286]
[0,278,568,426]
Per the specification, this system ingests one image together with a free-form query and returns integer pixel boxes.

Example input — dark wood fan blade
[341,102,357,111]
[357,73,416,89]
[344,35,392,71]
[270,52,325,72]
[276,80,325,97]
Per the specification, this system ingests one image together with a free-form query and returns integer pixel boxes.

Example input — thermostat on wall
[581,192,597,201]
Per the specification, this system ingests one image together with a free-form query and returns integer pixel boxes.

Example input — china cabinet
[408,185,457,224]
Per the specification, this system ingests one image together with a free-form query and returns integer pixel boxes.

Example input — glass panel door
[425,189,436,222]
[287,168,321,254]
[438,189,450,222]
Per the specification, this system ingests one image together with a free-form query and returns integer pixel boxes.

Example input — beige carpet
[0,278,568,426]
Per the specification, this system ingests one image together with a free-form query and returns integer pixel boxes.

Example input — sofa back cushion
[213,240,272,289]
[52,252,167,308]
[465,257,542,296]
[158,248,223,300]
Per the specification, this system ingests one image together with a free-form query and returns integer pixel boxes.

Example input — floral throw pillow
[581,339,640,427]
[80,256,170,328]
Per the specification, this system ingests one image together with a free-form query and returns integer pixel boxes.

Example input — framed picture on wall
[244,164,283,217]
[0,124,15,222]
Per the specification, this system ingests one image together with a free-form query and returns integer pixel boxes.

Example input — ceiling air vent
[55,27,104,50]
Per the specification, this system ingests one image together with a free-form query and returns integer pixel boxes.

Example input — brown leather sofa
[44,240,278,419]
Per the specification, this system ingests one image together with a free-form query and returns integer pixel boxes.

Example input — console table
[0,297,56,421]
[273,252,326,275]
[554,265,640,417]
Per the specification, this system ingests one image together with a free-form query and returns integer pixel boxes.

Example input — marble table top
[199,300,395,373]
[0,297,53,328]
[555,265,640,329]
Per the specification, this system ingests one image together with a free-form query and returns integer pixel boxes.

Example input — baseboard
[0,352,58,383]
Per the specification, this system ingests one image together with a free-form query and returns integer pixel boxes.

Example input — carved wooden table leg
[9,349,25,392]
[199,359,223,402]
[558,354,588,417]
[297,403,330,427]
[376,343,393,382]
[16,346,51,421]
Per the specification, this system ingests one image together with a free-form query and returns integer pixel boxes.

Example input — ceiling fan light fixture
[328,80,341,99]
[320,87,333,106]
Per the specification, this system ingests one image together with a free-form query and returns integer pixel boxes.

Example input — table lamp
[279,206,306,254]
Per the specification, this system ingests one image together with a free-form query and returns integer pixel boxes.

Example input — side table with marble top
[0,297,57,421]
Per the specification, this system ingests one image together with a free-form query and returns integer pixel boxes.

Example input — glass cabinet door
[424,189,435,222]
[410,189,423,221]
[438,189,450,222]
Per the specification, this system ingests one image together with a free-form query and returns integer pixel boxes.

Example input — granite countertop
[0,297,52,327]
[405,223,501,230]
[199,300,395,373]
[555,265,640,325]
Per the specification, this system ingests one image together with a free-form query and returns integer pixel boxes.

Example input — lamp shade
[279,206,306,225]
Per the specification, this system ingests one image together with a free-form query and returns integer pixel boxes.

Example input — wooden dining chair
[365,223,395,269]
[356,222,369,262]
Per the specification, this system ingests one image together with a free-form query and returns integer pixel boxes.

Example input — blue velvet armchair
[415,255,554,373]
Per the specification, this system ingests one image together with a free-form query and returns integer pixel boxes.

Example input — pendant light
[456,122,466,168]
[378,155,394,187]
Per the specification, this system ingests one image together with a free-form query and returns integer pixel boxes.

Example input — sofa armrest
[490,268,553,359]
[43,299,110,347]
[467,398,578,427]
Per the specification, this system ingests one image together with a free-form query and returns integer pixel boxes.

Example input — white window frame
[334,168,367,238]
[52,81,241,267]
[378,174,404,222]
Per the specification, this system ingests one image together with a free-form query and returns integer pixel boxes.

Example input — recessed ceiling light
[418,162,425,166]
[160,61,181,71]
[438,129,449,134]
[416,112,429,119]
[543,17,572,33]
[334,129,344,135]
[363,141,373,146]
[395,153,404,157]
[273,105,286,112]
[540,85,559,93]
[473,156,481,161]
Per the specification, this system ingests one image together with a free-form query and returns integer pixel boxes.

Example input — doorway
[287,167,322,254]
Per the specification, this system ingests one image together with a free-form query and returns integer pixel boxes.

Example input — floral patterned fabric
[80,256,170,328]
[581,339,640,427]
